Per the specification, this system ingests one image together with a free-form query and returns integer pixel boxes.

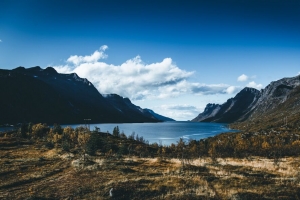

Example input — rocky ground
[1,136,300,200]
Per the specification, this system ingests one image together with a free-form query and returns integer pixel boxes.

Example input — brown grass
[1,137,300,200]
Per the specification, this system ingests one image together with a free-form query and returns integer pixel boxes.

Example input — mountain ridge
[192,87,260,123]
[0,67,171,124]
[192,75,300,130]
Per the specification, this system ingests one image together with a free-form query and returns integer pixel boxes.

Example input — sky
[0,0,300,121]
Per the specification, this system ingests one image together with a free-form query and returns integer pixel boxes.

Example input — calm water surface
[66,121,237,145]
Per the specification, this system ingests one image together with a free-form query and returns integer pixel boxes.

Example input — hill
[0,67,171,124]
[192,75,300,129]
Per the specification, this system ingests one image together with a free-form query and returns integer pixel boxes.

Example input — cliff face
[192,103,221,122]
[192,75,300,124]
[192,87,260,123]
[0,67,162,124]
[248,76,300,119]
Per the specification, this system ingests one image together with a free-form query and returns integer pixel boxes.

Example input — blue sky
[1,0,300,120]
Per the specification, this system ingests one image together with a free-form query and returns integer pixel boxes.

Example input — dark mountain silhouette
[192,75,300,126]
[143,109,175,121]
[103,94,175,122]
[192,87,260,123]
[0,67,170,124]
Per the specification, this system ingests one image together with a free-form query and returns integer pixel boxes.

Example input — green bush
[86,132,103,155]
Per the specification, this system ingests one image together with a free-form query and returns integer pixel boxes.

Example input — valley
[1,69,300,199]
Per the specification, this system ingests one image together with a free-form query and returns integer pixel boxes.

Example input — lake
[65,121,237,145]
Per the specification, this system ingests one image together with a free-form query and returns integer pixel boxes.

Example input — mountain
[231,75,300,131]
[192,75,300,127]
[143,109,175,121]
[0,67,164,124]
[192,87,260,123]
[247,75,300,119]
[103,94,175,122]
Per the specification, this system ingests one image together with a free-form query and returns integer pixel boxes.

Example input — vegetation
[1,122,300,199]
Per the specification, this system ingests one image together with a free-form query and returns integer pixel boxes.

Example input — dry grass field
[1,136,300,200]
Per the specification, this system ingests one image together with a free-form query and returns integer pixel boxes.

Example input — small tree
[86,132,103,155]
[63,126,75,148]
[76,126,90,161]
[52,123,63,135]
[118,143,128,156]
[28,122,33,135]
[94,126,100,132]
[135,145,145,157]
[113,126,120,137]
[176,138,186,167]
[119,131,127,139]
[128,132,135,140]
[157,140,163,159]
[61,126,75,151]
[19,123,28,138]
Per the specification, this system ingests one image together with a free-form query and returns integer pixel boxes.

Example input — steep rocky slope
[0,67,165,124]
[231,79,300,132]
[248,75,300,119]
[192,87,260,123]
[193,75,300,126]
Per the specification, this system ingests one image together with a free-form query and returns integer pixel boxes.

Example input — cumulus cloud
[247,81,263,90]
[67,45,108,65]
[226,86,241,94]
[54,46,239,100]
[237,74,248,82]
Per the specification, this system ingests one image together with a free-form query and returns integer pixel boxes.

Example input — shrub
[45,141,54,149]
[52,123,63,135]
[62,141,70,151]
[86,132,103,155]
[31,123,50,138]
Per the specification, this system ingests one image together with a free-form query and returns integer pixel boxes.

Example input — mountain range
[192,74,300,130]
[2,66,299,128]
[0,67,174,125]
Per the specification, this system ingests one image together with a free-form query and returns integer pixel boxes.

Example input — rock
[109,188,114,197]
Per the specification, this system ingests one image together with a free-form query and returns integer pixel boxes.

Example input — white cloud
[66,45,108,65]
[161,104,199,111]
[159,104,202,121]
[247,81,263,90]
[237,74,248,82]
[54,46,239,100]
[100,45,108,51]
[0,39,2,42]
[226,86,241,94]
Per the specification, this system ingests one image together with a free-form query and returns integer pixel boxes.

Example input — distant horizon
[1,0,299,120]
